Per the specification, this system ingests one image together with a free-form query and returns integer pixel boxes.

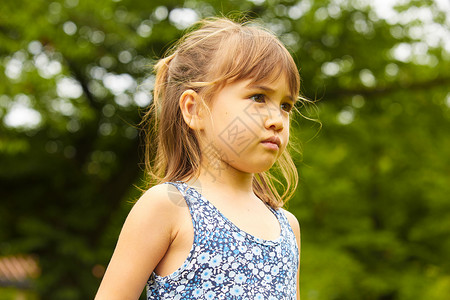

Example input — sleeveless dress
[146,181,299,299]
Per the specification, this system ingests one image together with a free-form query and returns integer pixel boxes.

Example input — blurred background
[1,0,449,299]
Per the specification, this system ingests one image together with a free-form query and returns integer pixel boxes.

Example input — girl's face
[200,74,294,175]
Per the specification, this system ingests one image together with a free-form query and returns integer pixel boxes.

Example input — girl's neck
[185,162,255,201]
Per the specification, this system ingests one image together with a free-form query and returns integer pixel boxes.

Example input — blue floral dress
[146,182,299,299]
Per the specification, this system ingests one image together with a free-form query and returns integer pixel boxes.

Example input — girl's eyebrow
[246,84,295,102]
[247,84,274,92]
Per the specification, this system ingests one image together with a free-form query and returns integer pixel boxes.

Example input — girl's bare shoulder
[133,183,187,223]
[94,183,187,299]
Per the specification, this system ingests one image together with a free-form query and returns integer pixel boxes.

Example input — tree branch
[330,76,450,98]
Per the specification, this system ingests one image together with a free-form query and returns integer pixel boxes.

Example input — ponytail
[152,54,176,120]
[141,52,201,186]
[141,54,174,185]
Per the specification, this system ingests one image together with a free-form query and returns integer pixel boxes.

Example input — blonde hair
[141,17,301,209]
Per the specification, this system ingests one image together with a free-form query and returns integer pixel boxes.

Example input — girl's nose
[264,107,284,131]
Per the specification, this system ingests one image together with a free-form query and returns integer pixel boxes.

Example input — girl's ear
[179,89,205,130]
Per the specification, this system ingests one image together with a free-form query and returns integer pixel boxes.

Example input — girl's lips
[261,141,280,150]
[261,136,281,147]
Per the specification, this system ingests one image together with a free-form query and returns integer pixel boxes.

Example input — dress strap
[162,181,201,232]
[163,181,188,196]
[163,181,204,206]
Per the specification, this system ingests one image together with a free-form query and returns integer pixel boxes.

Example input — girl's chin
[229,162,277,174]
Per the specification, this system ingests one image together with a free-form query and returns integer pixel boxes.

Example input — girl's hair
[142,17,301,209]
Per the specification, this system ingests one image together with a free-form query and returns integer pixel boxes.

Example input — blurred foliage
[1,0,449,299]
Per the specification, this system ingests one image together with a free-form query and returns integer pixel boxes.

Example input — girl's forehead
[249,66,297,90]
[247,73,287,85]
[242,73,294,93]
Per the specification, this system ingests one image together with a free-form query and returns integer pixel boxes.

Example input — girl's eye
[281,103,293,113]
[250,94,265,103]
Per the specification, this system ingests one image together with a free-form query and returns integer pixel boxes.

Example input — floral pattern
[147,182,299,299]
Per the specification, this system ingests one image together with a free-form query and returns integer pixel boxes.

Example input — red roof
[0,255,40,288]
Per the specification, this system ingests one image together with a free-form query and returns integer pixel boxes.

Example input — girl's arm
[285,210,301,300]
[95,184,180,300]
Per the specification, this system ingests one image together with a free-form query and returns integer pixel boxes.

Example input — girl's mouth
[261,141,280,150]
[261,136,281,150]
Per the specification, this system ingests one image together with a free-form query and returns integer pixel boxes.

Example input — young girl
[95,17,302,300]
